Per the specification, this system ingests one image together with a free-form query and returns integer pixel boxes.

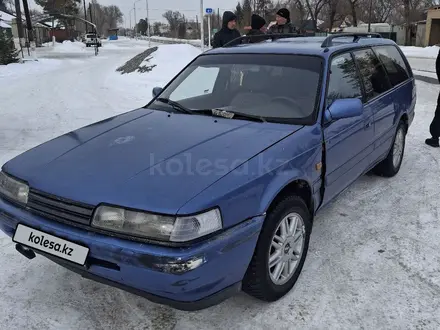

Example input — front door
[322,52,375,205]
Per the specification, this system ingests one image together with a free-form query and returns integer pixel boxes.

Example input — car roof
[205,36,398,58]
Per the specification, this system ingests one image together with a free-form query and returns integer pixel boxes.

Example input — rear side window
[353,49,391,102]
[373,46,410,86]
[327,53,362,106]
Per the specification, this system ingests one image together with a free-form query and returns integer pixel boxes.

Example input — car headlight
[92,205,222,242]
[0,171,29,204]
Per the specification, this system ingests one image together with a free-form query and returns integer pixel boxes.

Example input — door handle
[365,121,372,128]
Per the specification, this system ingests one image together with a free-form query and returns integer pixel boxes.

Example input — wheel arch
[264,178,314,219]
[400,113,409,131]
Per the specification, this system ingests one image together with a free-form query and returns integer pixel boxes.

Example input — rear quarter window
[373,46,410,87]
[352,48,391,102]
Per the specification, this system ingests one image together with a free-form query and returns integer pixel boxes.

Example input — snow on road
[1,39,440,329]
[400,45,439,75]
[400,45,440,59]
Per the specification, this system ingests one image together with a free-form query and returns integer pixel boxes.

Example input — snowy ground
[1,40,440,329]
[400,45,439,77]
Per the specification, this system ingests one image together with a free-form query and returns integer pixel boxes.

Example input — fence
[140,35,202,47]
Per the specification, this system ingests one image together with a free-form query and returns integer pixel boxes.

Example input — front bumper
[0,198,264,311]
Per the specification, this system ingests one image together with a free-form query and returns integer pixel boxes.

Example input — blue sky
[29,0,240,25]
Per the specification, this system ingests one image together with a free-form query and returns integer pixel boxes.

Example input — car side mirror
[324,98,363,124]
[152,87,163,98]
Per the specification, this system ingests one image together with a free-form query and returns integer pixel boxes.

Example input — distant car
[0,33,415,311]
[84,33,102,47]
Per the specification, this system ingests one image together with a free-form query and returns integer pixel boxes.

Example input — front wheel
[373,120,407,177]
[243,196,312,302]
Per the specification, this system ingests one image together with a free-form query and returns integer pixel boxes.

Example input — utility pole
[21,0,36,59]
[133,2,137,39]
[200,0,204,51]
[89,3,94,34]
[146,0,150,47]
[14,0,25,57]
[367,0,373,32]
[89,3,93,24]
[83,0,88,33]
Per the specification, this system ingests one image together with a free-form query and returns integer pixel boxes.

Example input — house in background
[0,16,12,36]
[0,10,50,46]
[416,20,426,46]
[342,23,403,44]
[424,6,440,46]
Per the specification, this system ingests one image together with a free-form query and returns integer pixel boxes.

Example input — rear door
[351,48,394,164]
[371,45,414,158]
[322,52,375,205]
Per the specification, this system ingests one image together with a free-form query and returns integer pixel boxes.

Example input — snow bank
[52,41,86,53]
[400,45,440,59]
[148,36,202,47]
[100,38,160,50]
[150,36,201,42]
[106,44,201,105]
[42,40,86,53]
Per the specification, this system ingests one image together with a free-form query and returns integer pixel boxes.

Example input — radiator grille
[27,189,94,225]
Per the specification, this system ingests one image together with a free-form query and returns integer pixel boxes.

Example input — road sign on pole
[205,8,213,49]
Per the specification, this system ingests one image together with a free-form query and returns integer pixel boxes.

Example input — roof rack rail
[320,32,382,48]
[222,33,305,48]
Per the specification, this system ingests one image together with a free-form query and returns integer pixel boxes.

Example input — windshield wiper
[197,109,266,123]
[155,98,193,114]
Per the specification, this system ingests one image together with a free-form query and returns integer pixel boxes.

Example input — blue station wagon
[0,33,416,310]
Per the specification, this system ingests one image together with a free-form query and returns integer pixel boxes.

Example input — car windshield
[149,54,323,124]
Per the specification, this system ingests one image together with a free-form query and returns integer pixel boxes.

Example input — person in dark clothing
[267,8,296,34]
[212,11,241,48]
[245,14,267,43]
[426,50,440,148]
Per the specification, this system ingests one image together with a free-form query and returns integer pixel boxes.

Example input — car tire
[243,195,312,302]
[373,120,407,177]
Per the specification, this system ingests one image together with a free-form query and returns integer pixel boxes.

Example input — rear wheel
[243,196,312,302]
[373,120,407,177]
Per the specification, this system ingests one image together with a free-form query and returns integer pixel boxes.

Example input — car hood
[3,109,303,214]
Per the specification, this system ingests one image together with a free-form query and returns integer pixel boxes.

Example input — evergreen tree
[242,0,252,26]
[235,2,244,27]
[0,29,19,65]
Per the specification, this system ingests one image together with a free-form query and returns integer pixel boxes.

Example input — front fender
[258,168,313,215]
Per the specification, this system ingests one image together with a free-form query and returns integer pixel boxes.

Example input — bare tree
[390,0,430,45]
[103,5,123,29]
[285,0,308,27]
[371,0,393,22]
[162,10,184,38]
[304,0,329,30]
[347,0,359,26]
[357,0,392,24]
[86,1,123,36]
